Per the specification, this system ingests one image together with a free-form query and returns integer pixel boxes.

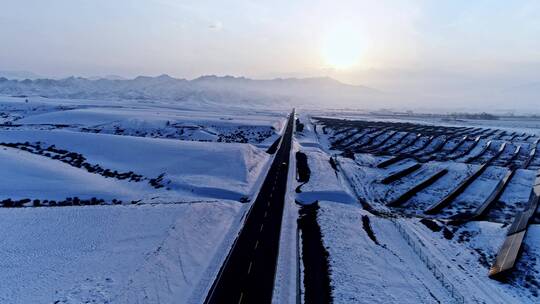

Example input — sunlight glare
[321,25,364,69]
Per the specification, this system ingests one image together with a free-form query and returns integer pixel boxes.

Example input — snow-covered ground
[0,129,268,202]
[0,202,243,304]
[295,148,355,205]
[303,112,540,303]
[0,96,285,146]
[0,145,154,201]
[4,94,540,303]
[294,116,455,303]
[318,201,453,303]
[409,219,540,302]
[0,95,286,303]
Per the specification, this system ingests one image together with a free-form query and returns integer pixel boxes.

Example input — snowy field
[0,96,287,204]
[0,96,285,146]
[0,129,268,202]
[0,202,242,304]
[4,93,540,303]
[0,95,286,303]
[318,201,453,303]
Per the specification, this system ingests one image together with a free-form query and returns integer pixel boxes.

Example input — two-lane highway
[204,109,295,304]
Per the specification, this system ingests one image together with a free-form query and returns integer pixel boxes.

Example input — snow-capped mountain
[0,70,43,80]
[0,75,380,107]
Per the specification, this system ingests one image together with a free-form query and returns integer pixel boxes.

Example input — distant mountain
[0,74,381,108]
[87,75,127,81]
[0,70,43,80]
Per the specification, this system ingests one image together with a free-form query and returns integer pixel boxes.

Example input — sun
[321,25,363,69]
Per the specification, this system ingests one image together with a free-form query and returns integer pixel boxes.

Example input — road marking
[269,193,272,198]
[264,211,268,218]
[254,240,259,250]
[260,223,264,232]
[238,292,244,304]
[247,261,253,274]
[267,201,270,207]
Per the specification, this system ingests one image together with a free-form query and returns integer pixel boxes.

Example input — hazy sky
[1,0,540,96]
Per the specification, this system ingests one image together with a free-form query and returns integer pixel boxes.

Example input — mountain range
[0,74,380,108]
[1,73,538,112]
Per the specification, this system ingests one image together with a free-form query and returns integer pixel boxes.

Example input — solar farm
[314,116,540,281]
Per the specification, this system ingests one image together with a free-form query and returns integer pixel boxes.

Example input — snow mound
[0,130,269,201]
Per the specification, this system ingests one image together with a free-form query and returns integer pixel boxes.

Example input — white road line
[247,261,253,274]
[260,223,264,232]
[254,240,259,250]
[264,211,268,218]
[238,292,244,304]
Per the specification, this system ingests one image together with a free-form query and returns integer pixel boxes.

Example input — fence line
[391,218,465,304]
[334,155,465,303]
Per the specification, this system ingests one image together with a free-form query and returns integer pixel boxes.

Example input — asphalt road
[204,109,295,304]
